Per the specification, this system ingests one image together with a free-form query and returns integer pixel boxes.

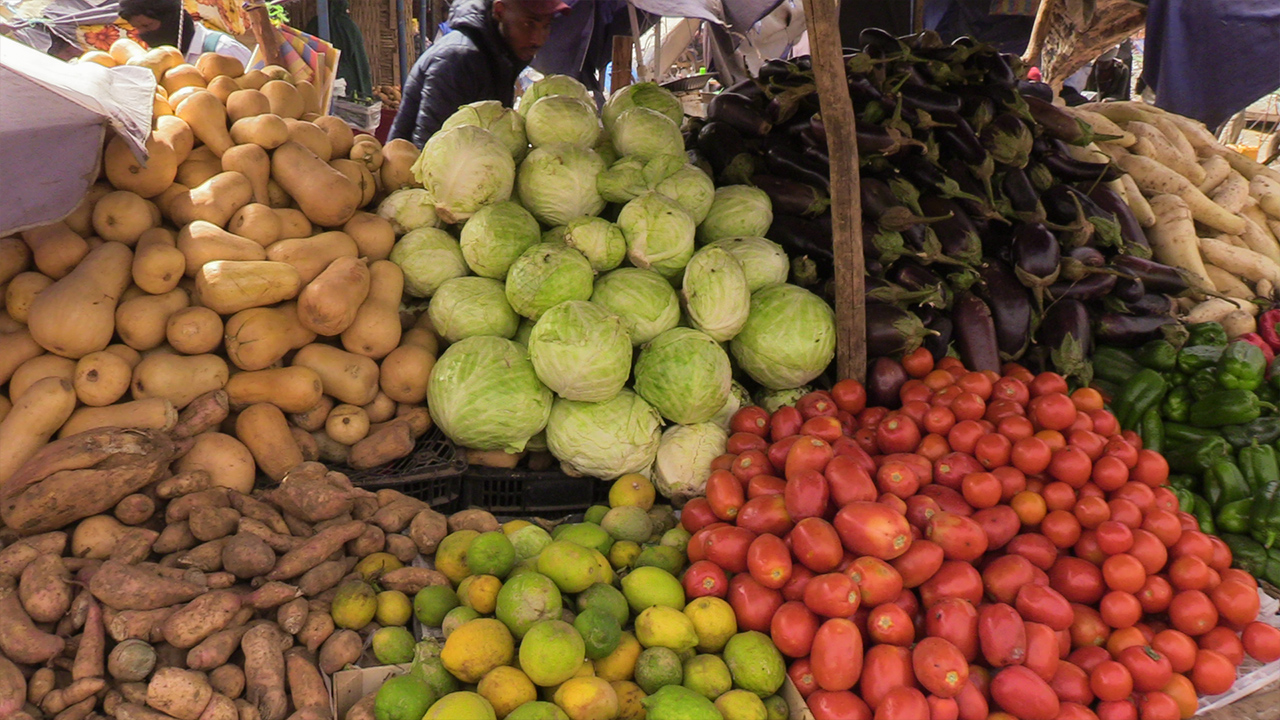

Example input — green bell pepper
[1138,407,1164,454]
[1171,486,1197,512]
[1168,474,1199,493]
[1217,498,1254,534]
[1165,436,1233,475]
[1161,386,1192,423]
[1222,533,1269,577]
[1111,369,1168,431]
[1251,481,1280,548]
[1188,390,1267,427]
[1238,443,1279,493]
[1188,322,1229,347]
[1265,548,1280,586]
[1137,339,1179,372]
[1093,346,1145,384]
[1162,422,1222,446]
[1192,494,1216,534]
[1178,345,1225,375]
[1216,341,1268,391]
[1260,384,1280,405]
[1188,368,1220,400]
[1205,459,1250,510]
[1222,418,1280,450]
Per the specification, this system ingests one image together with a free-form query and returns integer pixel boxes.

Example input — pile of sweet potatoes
[0,417,466,720]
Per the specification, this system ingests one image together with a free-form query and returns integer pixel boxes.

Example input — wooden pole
[611,36,634,93]
[801,0,866,382]
[244,2,283,68]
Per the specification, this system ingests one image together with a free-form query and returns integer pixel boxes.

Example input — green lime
[682,654,732,700]
[518,620,586,687]
[762,695,789,720]
[576,582,630,627]
[583,505,610,525]
[414,585,461,628]
[601,505,652,542]
[634,646,683,695]
[573,607,622,660]
[374,673,435,720]
[440,606,480,638]
[372,626,416,665]
[466,531,516,578]
[495,572,562,639]
[716,689,767,720]
[633,545,684,575]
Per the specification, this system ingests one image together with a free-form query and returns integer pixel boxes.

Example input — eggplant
[1113,273,1146,303]
[1109,256,1192,295]
[1024,95,1083,143]
[977,260,1033,360]
[951,292,1001,372]
[758,58,797,83]
[960,92,997,134]
[867,356,908,410]
[891,260,946,293]
[764,145,830,190]
[1123,293,1177,316]
[898,84,964,115]
[707,93,772,137]
[934,112,988,167]
[919,195,982,266]
[921,309,953,361]
[870,273,948,309]
[1012,223,1062,289]
[981,113,1033,168]
[860,27,903,56]
[847,76,884,104]
[803,145,831,173]
[1060,246,1106,280]
[1088,185,1151,252]
[1094,314,1178,347]
[1039,141,1122,183]
[1041,185,1081,226]
[768,214,834,264]
[1017,80,1055,103]
[696,121,757,182]
[752,175,829,218]
[866,302,932,357]
[1000,167,1042,218]
[979,52,1017,89]
[1037,299,1094,378]
[1047,273,1117,301]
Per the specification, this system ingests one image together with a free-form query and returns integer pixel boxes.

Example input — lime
[538,540,609,594]
[495,572,563,639]
[641,685,720,720]
[716,689,768,720]
[576,583,630,628]
[374,673,435,720]
[505,701,570,720]
[573,607,622,660]
[600,506,652,542]
[519,620,586,687]
[621,566,685,613]
[331,580,378,630]
[441,605,480,638]
[414,585,461,628]
[633,647,682,695]
[660,526,691,553]
[583,505,610,525]
[608,540,641,570]
[762,695,789,720]
[592,631,642,683]
[633,545,684,575]
[722,631,785,698]
[611,680,646,720]
[467,531,517,578]
[682,654,732,700]
[510,524,554,560]
[435,530,479,585]
[459,574,502,615]
[634,606,698,652]
[356,552,404,582]
[647,506,677,535]
[504,519,533,534]
[372,626,416,664]
[555,523,613,555]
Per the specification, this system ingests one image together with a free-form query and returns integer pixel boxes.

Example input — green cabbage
[389,227,468,298]
[427,337,552,452]
[755,386,813,414]
[440,100,528,161]
[707,237,789,292]
[696,186,773,245]
[504,243,595,320]
[681,246,750,342]
[412,125,515,223]
[376,188,439,235]
[590,268,681,345]
[731,284,837,390]
[617,192,696,281]
[710,381,752,431]
[633,327,732,424]
[428,276,519,342]
[545,390,663,479]
[610,107,684,161]
[542,226,567,244]
[527,301,632,402]
[651,423,728,504]
[596,154,684,204]
[654,165,715,225]
[562,217,625,273]
[602,82,683,130]
[524,95,601,148]
[459,201,541,278]
[516,144,606,227]
[519,74,592,116]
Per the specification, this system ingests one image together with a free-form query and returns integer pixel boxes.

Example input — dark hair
[118,0,179,20]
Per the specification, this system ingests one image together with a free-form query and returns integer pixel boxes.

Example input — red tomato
[919,560,984,608]
[1211,579,1261,627]
[860,644,917,710]
[1128,529,1168,577]
[787,517,842,573]
[746,533,792,590]
[1168,590,1218,637]
[982,554,1038,604]
[1015,584,1074,632]
[808,690,872,720]
[704,525,756,574]
[934,452,986,490]
[736,494,794,537]
[1050,557,1106,605]
[953,678,988,720]
[1131,449,1170,487]
[874,686,930,720]
[1096,700,1139,720]
[1244,622,1280,662]
[802,415,844,443]
[770,406,803,442]
[1007,533,1060,571]
[767,436,801,475]
[876,413,922,454]
[746,474,787,498]
[990,665,1061,720]
[1151,629,1198,674]
[796,390,838,419]
[681,560,728,599]
[1049,446,1094,488]
[706,469,745,522]
[978,603,1028,667]
[925,597,980,662]
[834,501,913,560]
[927,512,989,562]
[726,573,783,633]
[1090,660,1134,703]
[686,522,727,563]
[804,572,861,618]
[877,461,921,499]
[782,564,815,603]
[831,379,868,414]
[868,602,916,646]
[891,538,945,589]
[1190,649,1235,695]
[825,454,878,506]
[906,494,944,531]
[1069,646,1112,675]
[920,484,976,517]
[1118,645,1173,692]
[727,431,769,455]
[1137,692,1181,720]
[785,435,833,480]
[1024,621,1061,681]
[788,657,818,697]
[771,600,819,658]
[1197,625,1245,666]
[730,406,771,437]
[811,618,864,691]
[733,449,775,485]
[680,497,718,533]
[927,695,960,720]
[1070,603,1112,650]
[784,469,830,521]
[912,637,969,698]
[846,556,904,607]
[1050,662,1095,706]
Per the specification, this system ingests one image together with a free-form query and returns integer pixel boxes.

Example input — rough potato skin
[447,508,499,533]
[146,667,213,720]
[162,590,243,649]
[317,629,361,675]
[0,577,66,663]
[89,561,205,610]
[210,665,246,700]
[408,509,447,555]
[18,553,73,622]
[221,533,276,579]
[241,623,288,720]
[114,493,157,525]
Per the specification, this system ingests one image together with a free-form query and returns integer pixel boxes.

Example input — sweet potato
[109,638,158,681]
[284,648,329,717]
[118,702,181,720]
[297,557,355,598]
[277,597,310,636]
[174,537,230,572]
[371,496,427,534]
[447,508,500,533]
[237,518,300,555]
[0,530,67,576]
[167,489,232,524]
[90,561,205,610]
[408,509,448,555]
[228,493,289,534]
[318,629,361,674]
[242,623,288,720]
[347,524,385,558]
[207,570,238,589]
[115,493,157,525]
[267,521,365,580]
[162,590,242,649]
[156,470,214,500]
[111,527,160,565]
[73,595,105,679]
[106,607,175,643]
[267,478,352,523]
[221,533,276,579]
[203,693,240,720]
[297,611,334,653]
[210,665,245,700]
[345,693,376,720]
[27,667,54,705]
[173,390,230,439]
[43,677,105,716]
[190,507,241,542]
[0,577,66,663]
[237,698,262,720]
[346,421,413,470]
[243,581,301,610]
[154,521,198,555]
[0,654,25,718]
[17,553,72,622]
[379,567,448,594]
[186,623,253,671]
[148,667,213,720]
[385,534,418,564]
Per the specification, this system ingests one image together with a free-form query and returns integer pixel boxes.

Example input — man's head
[118,0,185,49]
[492,0,567,63]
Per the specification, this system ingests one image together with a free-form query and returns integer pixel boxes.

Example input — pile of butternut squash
[0,39,439,493]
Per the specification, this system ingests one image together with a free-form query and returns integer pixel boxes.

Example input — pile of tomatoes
[678,351,1280,720]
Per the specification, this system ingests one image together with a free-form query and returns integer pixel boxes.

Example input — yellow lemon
[330,580,378,630]
[460,574,503,615]
[375,590,413,626]
[553,677,618,720]
[607,541,640,570]
[610,681,646,720]
[683,596,738,653]
[439,618,514,683]
[478,666,537,719]
[435,530,479,586]
[354,552,404,582]
[504,519,533,535]
[593,631,641,682]
[608,474,655,510]
[634,606,698,651]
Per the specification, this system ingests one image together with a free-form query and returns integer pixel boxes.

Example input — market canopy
[0,35,154,236]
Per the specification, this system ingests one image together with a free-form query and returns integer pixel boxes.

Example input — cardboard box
[331,663,410,720]
[781,677,816,720]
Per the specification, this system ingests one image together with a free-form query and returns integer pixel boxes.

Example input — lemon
[683,596,737,653]
[608,541,640,570]
[593,631,641,682]
[519,620,586,687]
[440,619,514,683]
[583,505,610,525]
[435,530,479,586]
[331,580,378,630]
[468,531,517,578]
[634,647,683,695]
[356,552,404,582]
[553,677,618,720]
[762,695,789,720]
[372,626,417,664]
[682,654,731,700]
[716,689,767,720]
[375,590,413,626]
[422,691,497,720]
[634,606,698,652]
[441,606,480,638]
[478,666,537,719]
[506,702,570,720]
[460,574,503,615]
[609,474,655,510]
[504,519,533,535]
[610,680,646,720]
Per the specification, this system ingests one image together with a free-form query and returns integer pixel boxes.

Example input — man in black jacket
[389,0,567,148]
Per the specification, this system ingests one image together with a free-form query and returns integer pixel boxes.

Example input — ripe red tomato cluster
[681,351,1280,720]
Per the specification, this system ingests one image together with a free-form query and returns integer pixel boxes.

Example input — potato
[18,554,72,623]
[161,590,242,649]
[221,533,277,579]
[379,567,448,594]
[241,623,288,720]
[317,629,361,675]
[72,514,129,559]
[448,508,500,533]
[210,665,245,699]
[408,509,448,555]
[384,534,419,564]
[268,476,353,523]
[147,667,213,720]
[189,506,241,542]
[115,493,157,525]
[297,611,334,654]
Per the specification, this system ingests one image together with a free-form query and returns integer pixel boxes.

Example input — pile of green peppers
[1096,321,1280,581]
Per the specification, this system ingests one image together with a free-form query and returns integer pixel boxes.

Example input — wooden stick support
[244,2,283,68]
[611,36,634,92]
[801,0,866,382]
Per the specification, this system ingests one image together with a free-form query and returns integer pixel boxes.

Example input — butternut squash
[225,367,323,413]
[194,260,301,314]
[21,222,88,279]
[79,50,118,68]
[9,354,76,403]
[4,272,53,323]
[168,171,253,228]
[62,183,113,238]
[154,184,190,221]
[0,237,30,285]
[266,179,291,208]
[74,351,133,406]
[195,53,244,82]
[400,327,439,356]
[0,396,9,424]
[0,328,44,384]
[379,345,434,404]
[175,91,233,157]
[176,146,223,188]
[227,204,281,246]
[236,403,304,481]
[341,260,403,358]
[285,120,332,161]
[292,344,379,405]
[326,404,369,444]
[131,353,229,408]
[295,81,322,116]
[0,307,13,330]
[104,344,142,368]
[265,231,359,284]
[109,38,146,65]
[58,398,177,438]
[132,228,185,294]
[313,116,355,159]
[166,306,223,354]
[297,257,370,336]
[103,136,177,198]
[350,139,384,172]
[380,139,419,192]
[115,288,190,350]
[261,65,292,81]
[363,392,397,423]
[275,209,313,240]
[221,144,272,207]
[153,93,173,118]
[0,376,77,486]
[176,432,255,494]
[160,64,206,95]
[291,395,335,432]
[126,46,182,80]
[342,212,395,262]
[176,221,267,276]
[92,191,160,245]
[271,141,362,227]
[223,303,316,371]
[27,242,133,358]
[230,114,290,151]
[206,75,240,104]
[153,115,194,163]
[237,69,269,91]
[226,89,271,122]
[330,158,377,208]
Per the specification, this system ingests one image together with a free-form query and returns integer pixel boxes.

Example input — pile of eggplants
[684,29,1194,387]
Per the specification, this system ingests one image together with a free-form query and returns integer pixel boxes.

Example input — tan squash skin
[26,242,133,358]
[224,367,323,414]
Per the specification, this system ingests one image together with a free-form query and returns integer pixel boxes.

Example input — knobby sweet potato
[162,589,242,648]
[267,521,365,581]
[147,667,213,720]
[90,561,205,610]
[0,577,66,663]
[242,623,288,720]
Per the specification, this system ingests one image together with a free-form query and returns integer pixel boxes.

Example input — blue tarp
[1143,0,1280,131]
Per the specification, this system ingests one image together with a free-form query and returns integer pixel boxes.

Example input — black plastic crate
[339,427,467,510]
[459,466,611,518]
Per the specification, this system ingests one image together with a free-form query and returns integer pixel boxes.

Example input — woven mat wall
[286,0,399,87]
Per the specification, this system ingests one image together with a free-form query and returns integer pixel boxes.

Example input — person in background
[118,0,252,65]
[389,0,569,148]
